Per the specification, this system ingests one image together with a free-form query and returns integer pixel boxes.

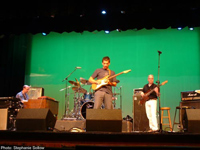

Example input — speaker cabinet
[0,109,8,130]
[133,88,149,131]
[183,109,200,133]
[86,109,122,132]
[180,100,200,109]
[16,108,56,131]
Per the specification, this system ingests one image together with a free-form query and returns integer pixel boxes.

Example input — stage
[0,128,200,149]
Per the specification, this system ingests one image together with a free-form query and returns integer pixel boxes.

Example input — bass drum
[80,101,105,119]
[80,101,94,119]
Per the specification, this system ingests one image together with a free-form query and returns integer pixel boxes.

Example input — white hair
[148,74,154,78]
[23,85,31,88]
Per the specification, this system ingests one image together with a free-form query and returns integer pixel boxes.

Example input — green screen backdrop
[25,28,200,125]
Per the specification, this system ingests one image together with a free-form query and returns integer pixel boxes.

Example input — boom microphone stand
[156,50,162,132]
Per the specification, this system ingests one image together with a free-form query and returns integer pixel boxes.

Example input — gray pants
[94,90,113,109]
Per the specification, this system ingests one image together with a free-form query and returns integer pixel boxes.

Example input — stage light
[121,11,125,14]
[105,30,110,34]
[177,27,182,30]
[101,10,106,14]
[189,27,194,31]
[42,32,47,36]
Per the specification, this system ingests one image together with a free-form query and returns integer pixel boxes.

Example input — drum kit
[61,77,94,120]
[61,77,121,120]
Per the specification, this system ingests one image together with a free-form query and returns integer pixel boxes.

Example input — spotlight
[121,11,125,14]
[177,27,182,30]
[42,32,47,36]
[116,29,121,32]
[189,27,194,31]
[104,30,110,34]
[101,10,106,14]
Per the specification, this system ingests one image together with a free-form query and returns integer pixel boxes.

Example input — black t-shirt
[91,68,117,95]
[143,83,158,100]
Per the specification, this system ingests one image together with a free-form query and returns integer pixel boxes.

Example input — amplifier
[181,91,200,101]
[133,88,149,131]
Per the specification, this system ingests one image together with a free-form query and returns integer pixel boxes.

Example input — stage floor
[0,130,200,150]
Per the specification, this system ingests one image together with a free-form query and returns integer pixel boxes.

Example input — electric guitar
[139,80,168,105]
[92,69,131,91]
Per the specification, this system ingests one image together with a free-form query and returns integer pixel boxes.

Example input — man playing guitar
[141,74,160,132]
[89,56,117,109]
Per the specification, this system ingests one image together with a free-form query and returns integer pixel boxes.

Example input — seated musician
[16,85,31,106]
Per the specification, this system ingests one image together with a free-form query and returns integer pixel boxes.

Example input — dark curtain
[0,34,31,97]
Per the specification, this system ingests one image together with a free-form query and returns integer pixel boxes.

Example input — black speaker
[16,108,56,131]
[183,109,200,133]
[86,109,122,132]
[180,100,200,109]
[133,89,149,131]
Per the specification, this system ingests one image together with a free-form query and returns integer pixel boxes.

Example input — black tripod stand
[61,67,80,119]
[156,50,162,133]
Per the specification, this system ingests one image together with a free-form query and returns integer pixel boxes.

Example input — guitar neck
[107,72,123,80]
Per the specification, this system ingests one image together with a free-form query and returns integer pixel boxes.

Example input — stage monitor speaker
[27,87,44,99]
[133,88,149,131]
[0,109,8,130]
[86,109,122,132]
[16,108,56,131]
[184,109,200,133]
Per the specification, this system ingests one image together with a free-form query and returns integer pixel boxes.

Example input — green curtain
[25,28,200,122]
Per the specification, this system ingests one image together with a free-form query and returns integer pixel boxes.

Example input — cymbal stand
[75,87,84,120]
[119,86,122,110]
[113,86,122,109]
[113,87,117,109]
[71,92,78,118]
[62,67,78,120]
[66,86,71,117]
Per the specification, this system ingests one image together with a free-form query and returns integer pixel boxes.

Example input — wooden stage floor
[0,130,200,150]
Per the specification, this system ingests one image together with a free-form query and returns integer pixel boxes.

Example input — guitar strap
[107,68,111,77]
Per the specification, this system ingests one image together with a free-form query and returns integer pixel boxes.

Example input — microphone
[60,86,71,91]
[158,50,162,54]
[76,67,81,69]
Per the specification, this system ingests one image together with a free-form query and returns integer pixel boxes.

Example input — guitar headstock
[195,90,200,94]
[161,80,168,86]
[123,69,131,74]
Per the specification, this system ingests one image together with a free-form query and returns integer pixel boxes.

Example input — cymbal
[72,87,87,94]
[69,81,79,86]
[75,78,80,84]
[80,77,91,85]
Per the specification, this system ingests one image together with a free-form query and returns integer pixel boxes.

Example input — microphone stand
[156,50,162,133]
[62,68,78,120]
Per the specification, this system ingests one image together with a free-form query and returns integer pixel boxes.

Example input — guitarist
[89,56,117,109]
[141,74,160,132]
